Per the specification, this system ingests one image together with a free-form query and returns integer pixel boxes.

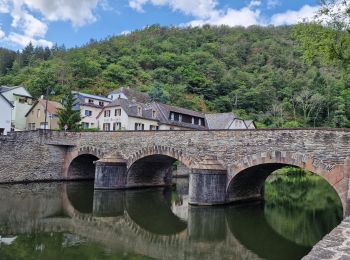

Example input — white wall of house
[97,106,129,130]
[2,87,33,130]
[0,96,12,135]
[127,116,158,130]
[97,106,159,131]
[80,105,103,129]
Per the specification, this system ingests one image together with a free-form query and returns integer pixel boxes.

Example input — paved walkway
[303,217,350,259]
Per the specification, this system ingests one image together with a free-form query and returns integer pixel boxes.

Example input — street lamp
[44,87,55,131]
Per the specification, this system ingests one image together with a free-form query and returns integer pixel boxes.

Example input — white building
[0,86,34,130]
[72,92,112,129]
[0,93,13,135]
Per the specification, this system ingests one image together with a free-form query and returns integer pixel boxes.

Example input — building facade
[72,92,112,129]
[26,99,62,130]
[0,93,14,135]
[0,86,34,130]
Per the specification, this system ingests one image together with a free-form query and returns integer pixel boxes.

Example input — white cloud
[20,0,99,27]
[11,9,48,38]
[0,0,106,48]
[7,32,52,47]
[188,6,262,27]
[120,30,131,35]
[267,0,280,10]
[0,27,5,39]
[129,0,218,19]
[0,0,9,13]
[270,5,319,26]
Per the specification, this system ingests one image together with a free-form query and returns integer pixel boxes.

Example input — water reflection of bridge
[0,182,318,259]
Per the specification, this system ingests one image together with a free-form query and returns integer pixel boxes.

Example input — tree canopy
[0,24,349,128]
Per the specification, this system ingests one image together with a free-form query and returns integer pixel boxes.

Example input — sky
[0,0,319,50]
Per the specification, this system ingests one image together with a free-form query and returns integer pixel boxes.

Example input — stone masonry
[0,129,350,214]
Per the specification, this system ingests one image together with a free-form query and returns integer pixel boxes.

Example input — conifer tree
[58,92,81,131]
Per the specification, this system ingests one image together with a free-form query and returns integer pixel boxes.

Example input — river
[0,172,343,259]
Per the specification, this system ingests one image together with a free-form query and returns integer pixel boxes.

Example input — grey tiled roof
[0,86,21,93]
[205,113,237,129]
[73,91,112,102]
[102,98,156,121]
[109,87,151,103]
[153,102,207,130]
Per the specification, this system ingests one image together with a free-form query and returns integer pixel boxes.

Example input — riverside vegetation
[0,24,349,128]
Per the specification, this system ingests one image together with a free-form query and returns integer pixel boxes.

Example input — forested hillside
[0,25,349,128]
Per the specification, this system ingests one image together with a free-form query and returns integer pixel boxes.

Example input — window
[84,110,92,117]
[104,110,111,117]
[37,109,40,118]
[27,123,35,130]
[115,109,121,116]
[152,110,157,119]
[99,101,104,106]
[134,123,144,130]
[88,99,94,104]
[170,112,175,120]
[0,128,4,135]
[82,122,89,129]
[179,114,182,122]
[137,106,142,116]
[150,125,159,131]
[40,122,48,129]
[19,97,27,104]
[103,123,110,131]
[113,122,121,131]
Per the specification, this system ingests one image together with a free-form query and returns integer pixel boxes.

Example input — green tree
[58,92,81,131]
[148,83,169,103]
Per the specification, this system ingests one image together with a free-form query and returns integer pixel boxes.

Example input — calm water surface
[0,174,342,260]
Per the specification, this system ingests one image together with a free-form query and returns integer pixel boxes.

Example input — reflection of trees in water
[126,188,187,235]
[0,232,151,260]
[264,172,342,247]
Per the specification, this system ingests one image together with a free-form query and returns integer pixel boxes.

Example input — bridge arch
[64,146,104,179]
[126,146,194,188]
[226,151,347,215]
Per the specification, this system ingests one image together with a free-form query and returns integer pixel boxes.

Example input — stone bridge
[0,129,350,215]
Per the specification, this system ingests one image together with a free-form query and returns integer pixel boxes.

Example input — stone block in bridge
[189,159,227,205]
[94,153,128,189]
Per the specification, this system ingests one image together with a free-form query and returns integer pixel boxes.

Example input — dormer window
[137,106,142,116]
[152,110,157,119]
[99,101,104,106]
[88,99,94,104]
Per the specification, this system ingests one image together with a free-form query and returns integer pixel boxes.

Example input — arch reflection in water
[0,171,343,260]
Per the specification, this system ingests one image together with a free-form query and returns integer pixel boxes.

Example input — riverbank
[303,217,350,259]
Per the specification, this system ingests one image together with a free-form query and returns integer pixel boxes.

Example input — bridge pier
[94,154,128,189]
[189,167,227,205]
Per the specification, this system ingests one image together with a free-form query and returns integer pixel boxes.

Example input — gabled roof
[153,102,207,130]
[73,91,112,102]
[0,86,21,93]
[98,98,156,121]
[98,98,207,129]
[205,113,237,129]
[244,120,256,129]
[0,93,14,108]
[25,99,62,117]
[0,85,32,97]
[109,87,151,103]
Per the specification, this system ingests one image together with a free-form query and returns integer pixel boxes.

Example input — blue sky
[0,0,319,50]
